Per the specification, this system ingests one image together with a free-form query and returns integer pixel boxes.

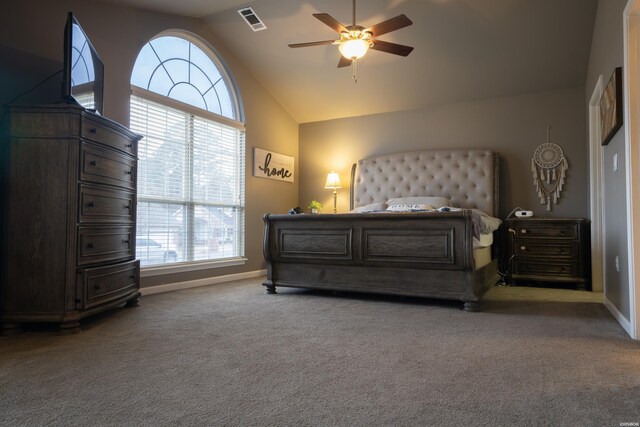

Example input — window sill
[140,257,248,278]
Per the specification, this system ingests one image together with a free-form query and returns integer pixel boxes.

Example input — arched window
[130,33,245,269]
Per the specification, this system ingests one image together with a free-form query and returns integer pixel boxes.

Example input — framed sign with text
[253,147,294,182]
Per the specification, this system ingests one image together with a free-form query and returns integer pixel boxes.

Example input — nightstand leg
[125,293,141,307]
[59,321,81,335]
[1,323,23,336]
[463,301,480,312]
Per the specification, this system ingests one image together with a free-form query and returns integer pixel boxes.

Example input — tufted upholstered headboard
[350,149,499,217]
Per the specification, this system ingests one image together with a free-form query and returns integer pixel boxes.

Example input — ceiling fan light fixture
[339,39,370,60]
[288,0,414,79]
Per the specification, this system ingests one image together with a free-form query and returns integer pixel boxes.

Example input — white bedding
[473,246,492,269]
[473,232,493,249]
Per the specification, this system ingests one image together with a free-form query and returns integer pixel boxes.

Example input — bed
[262,149,501,311]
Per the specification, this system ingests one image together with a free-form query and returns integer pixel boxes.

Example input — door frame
[623,0,640,339]
[588,76,604,295]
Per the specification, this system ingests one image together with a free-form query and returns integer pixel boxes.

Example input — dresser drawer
[79,184,135,224]
[77,260,139,309]
[77,226,134,266]
[511,223,578,239]
[514,241,578,258]
[80,143,136,190]
[81,116,137,156]
[513,259,579,277]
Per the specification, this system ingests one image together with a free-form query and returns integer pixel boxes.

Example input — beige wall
[0,0,298,288]
[586,0,630,319]
[299,87,588,220]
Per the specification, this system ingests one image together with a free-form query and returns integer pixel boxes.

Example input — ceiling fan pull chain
[352,60,358,83]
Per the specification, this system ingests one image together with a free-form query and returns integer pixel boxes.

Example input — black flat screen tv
[62,12,104,114]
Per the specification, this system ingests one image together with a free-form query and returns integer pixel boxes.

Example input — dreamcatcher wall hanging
[531,127,569,211]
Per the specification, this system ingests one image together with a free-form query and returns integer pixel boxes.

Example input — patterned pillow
[387,196,451,208]
[386,203,434,212]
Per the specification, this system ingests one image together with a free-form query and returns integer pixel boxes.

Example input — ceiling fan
[288,0,414,80]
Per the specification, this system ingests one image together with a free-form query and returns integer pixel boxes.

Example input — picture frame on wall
[253,147,294,182]
[599,67,623,146]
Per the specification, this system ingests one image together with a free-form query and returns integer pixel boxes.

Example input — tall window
[130,34,245,268]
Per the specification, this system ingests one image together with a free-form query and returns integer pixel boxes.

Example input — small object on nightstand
[288,207,303,214]
[308,199,322,214]
[505,217,591,290]
[514,210,534,217]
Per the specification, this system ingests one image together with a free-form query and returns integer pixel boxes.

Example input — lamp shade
[338,39,369,60]
[324,171,342,189]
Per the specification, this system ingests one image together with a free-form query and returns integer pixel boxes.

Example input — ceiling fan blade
[366,14,413,37]
[370,40,414,57]
[288,40,337,48]
[337,56,352,68]
[313,13,348,34]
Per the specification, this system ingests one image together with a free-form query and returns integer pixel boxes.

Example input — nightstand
[505,217,591,290]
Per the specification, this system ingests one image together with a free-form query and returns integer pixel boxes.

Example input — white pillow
[387,196,451,208]
[386,203,433,212]
[351,202,387,213]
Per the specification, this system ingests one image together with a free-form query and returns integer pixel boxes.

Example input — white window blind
[130,94,245,267]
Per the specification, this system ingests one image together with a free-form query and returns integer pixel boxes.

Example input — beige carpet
[1,279,639,426]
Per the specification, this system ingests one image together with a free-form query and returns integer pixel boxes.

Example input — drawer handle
[123,204,130,210]
[520,245,526,251]
[125,167,133,176]
[90,128,97,134]
[89,160,97,166]
[126,144,132,148]
[87,243,94,249]
[521,229,527,234]
[86,202,95,208]
[123,239,130,245]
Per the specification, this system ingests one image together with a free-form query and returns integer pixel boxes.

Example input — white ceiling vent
[238,7,267,32]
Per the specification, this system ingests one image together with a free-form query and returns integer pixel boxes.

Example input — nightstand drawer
[77,260,139,309]
[82,116,137,156]
[514,241,578,258]
[79,184,135,224]
[77,226,134,265]
[513,260,578,277]
[80,143,136,190]
[511,223,578,239]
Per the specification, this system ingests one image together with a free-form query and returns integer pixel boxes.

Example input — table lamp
[324,171,342,213]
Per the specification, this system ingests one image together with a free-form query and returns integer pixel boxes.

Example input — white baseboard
[604,296,635,338]
[140,269,267,296]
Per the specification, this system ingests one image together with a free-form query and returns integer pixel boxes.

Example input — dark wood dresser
[505,217,591,290]
[1,104,142,334]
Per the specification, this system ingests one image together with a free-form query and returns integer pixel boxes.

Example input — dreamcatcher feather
[531,127,569,211]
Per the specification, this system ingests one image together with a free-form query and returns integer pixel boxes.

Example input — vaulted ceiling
[96,0,598,123]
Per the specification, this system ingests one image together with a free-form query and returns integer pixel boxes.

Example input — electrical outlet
[613,153,618,172]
